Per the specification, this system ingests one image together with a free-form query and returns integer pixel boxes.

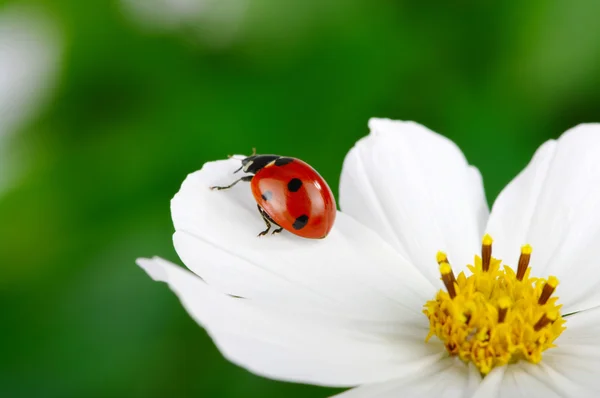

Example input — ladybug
[210,151,337,239]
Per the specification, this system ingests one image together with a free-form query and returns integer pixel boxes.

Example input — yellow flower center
[423,234,566,375]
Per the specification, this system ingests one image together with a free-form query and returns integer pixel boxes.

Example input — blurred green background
[1,0,600,397]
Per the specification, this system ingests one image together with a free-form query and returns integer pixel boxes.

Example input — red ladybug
[210,152,337,239]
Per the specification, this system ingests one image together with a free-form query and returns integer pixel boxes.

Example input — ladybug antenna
[228,154,247,161]
[229,149,255,173]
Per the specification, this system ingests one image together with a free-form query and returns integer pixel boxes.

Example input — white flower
[138,119,600,397]
[121,0,248,47]
[0,5,61,194]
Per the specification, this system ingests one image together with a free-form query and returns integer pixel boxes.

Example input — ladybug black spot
[274,157,294,166]
[261,190,273,201]
[292,215,309,230]
[287,178,302,192]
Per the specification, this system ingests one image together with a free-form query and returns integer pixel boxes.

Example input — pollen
[423,235,566,375]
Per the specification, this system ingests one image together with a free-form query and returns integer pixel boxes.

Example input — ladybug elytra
[210,152,337,239]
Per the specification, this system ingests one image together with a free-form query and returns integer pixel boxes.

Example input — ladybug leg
[210,175,252,190]
[271,226,283,235]
[256,205,283,237]
[256,205,272,237]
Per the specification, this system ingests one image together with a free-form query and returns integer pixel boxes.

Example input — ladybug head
[235,154,280,175]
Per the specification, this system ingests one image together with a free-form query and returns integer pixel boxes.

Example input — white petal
[0,6,61,135]
[541,307,600,396]
[171,157,435,323]
[0,6,61,194]
[332,358,480,397]
[486,124,600,313]
[137,257,444,387]
[471,364,562,398]
[340,118,488,285]
[471,308,600,398]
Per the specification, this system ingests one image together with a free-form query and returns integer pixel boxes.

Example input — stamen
[481,234,493,271]
[436,251,449,265]
[538,276,559,305]
[516,244,532,281]
[534,311,558,331]
[439,262,457,299]
[497,297,511,323]
[424,236,566,375]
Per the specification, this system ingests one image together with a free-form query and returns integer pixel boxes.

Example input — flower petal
[486,124,600,313]
[171,157,435,323]
[332,358,481,397]
[471,308,600,398]
[541,307,600,396]
[340,118,488,285]
[137,257,445,387]
[476,364,567,398]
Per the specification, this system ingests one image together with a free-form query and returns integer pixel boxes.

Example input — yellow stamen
[439,262,456,299]
[517,244,532,281]
[481,234,493,271]
[497,297,511,323]
[538,276,559,305]
[482,234,494,246]
[436,251,448,265]
[534,311,558,331]
[423,236,566,375]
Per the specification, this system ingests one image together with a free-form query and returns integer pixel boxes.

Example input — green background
[2,0,600,397]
